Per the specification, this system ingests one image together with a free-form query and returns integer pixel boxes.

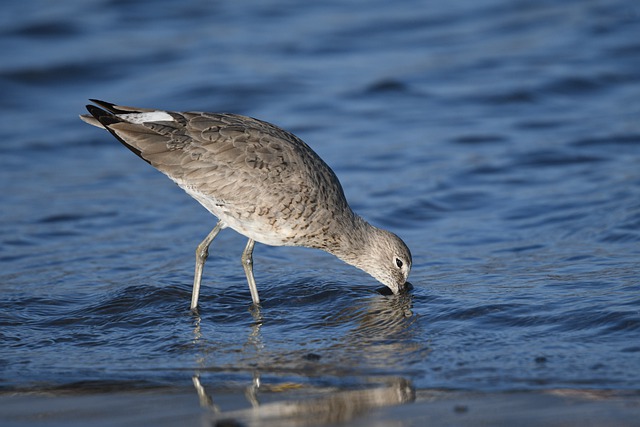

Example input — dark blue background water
[1,0,639,407]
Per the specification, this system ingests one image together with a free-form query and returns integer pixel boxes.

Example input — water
[1,0,640,423]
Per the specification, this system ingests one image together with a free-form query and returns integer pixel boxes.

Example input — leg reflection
[191,302,265,413]
[192,375,219,413]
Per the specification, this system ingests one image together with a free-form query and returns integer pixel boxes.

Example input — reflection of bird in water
[190,291,422,424]
[190,291,423,393]
[80,100,412,310]
[193,375,415,425]
[317,290,426,370]
[321,287,414,331]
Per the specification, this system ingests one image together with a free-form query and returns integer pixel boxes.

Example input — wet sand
[2,387,639,427]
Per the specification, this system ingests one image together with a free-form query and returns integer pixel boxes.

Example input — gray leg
[241,239,260,305]
[191,221,223,311]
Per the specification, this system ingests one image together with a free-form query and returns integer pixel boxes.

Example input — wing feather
[82,100,351,245]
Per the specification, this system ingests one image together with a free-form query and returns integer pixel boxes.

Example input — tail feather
[89,99,156,114]
[79,113,104,128]
[80,101,151,164]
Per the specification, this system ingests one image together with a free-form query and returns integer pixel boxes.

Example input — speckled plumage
[81,99,411,309]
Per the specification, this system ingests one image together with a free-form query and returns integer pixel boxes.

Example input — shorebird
[81,100,411,310]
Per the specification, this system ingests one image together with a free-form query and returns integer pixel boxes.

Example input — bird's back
[83,102,355,248]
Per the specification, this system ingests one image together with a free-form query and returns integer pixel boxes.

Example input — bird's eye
[395,258,403,268]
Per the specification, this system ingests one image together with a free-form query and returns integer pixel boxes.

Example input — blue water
[1,0,639,406]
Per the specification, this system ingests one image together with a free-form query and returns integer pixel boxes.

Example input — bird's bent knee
[196,247,209,261]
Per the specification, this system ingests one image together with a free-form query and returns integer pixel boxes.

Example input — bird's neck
[327,214,375,271]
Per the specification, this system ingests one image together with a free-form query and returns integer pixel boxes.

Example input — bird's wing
[82,100,344,205]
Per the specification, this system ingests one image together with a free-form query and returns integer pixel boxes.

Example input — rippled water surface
[1,0,640,423]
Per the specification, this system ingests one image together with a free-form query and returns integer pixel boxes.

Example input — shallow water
[1,0,640,421]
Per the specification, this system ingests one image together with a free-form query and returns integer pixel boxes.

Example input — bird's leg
[191,221,223,311]
[241,239,260,306]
